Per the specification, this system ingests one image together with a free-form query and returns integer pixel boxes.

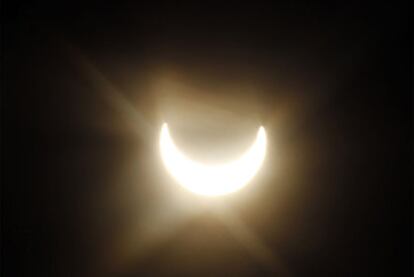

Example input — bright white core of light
[159,123,267,196]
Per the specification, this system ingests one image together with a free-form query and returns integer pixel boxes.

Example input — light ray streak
[210,205,292,276]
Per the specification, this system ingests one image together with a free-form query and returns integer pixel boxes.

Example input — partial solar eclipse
[159,123,267,196]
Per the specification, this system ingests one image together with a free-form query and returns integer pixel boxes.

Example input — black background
[2,1,412,276]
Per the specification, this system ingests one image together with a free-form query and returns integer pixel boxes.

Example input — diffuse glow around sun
[159,123,267,196]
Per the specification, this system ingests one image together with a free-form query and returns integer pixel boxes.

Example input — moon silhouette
[159,123,267,196]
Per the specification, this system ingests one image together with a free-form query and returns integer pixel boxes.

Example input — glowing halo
[159,123,267,196]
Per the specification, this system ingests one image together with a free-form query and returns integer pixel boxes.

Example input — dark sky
[2,1,412,276]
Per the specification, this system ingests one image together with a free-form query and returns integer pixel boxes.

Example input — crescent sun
[159,123,267,196]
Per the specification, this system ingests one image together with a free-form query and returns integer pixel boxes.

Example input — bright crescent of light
[159,123,267,196]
